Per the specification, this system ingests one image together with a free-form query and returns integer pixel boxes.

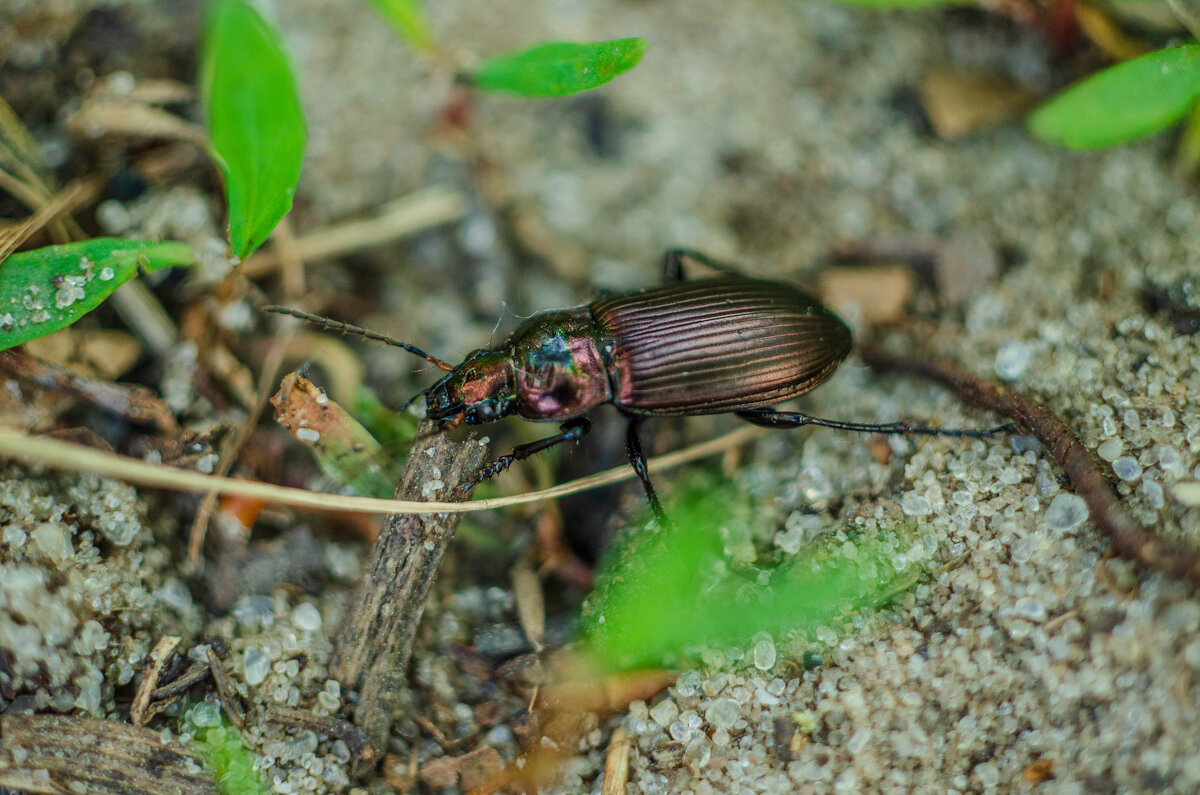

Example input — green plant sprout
[363,0,646,97]
[0,240,194,351]
[578,473,934,672]
[470,38,648,97]
[1029,44,1200,150]
[184,702,267,795]
[200,0,307,260]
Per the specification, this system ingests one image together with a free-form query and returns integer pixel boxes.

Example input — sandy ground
[2,1,1199,793]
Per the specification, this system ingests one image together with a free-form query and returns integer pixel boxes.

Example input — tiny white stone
[296,428,320,443]
[292,602,322,632]
[1045,493,1088,531]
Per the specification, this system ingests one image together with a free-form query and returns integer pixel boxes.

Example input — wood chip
[0,714,216,794]
[816,264,915,326]
[206,646,244,728]
[130,634,181,725]
[918,67,1033,140]
[511,553,546,652]
[601,728,632,795]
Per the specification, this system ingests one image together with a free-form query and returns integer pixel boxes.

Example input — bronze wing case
[592,276,852,416]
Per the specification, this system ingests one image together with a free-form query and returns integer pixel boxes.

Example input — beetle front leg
[736,407,1012,439]
[623,417,669,525]
[458,418,592,493]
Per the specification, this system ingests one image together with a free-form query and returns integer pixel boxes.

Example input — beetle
[269,250,1000,523]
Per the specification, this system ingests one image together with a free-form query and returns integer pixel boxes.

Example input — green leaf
[1029,45,1200,150]
[200,0,307,259]
[471,37,647,97]
[363,0,435,53]
[579,475,931,672]
[0,239,194,351]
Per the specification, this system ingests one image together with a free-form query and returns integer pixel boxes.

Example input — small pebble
[1172,481,1200,506]
[649,698,679,728]
[901,493,932,517]
[1044,493,1088,532]
[243,647,270,685]
[1097,438,1123,462]
[994,340,1032,380]
[753,637,777,670]
[292,602,322,632]
[704,698,741,730]
[1112,456,1142,482]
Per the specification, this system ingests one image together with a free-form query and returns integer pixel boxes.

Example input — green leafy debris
[363,0,436,53]
[200,0,307,259]
[579,475,933,672]
[1029,45,1200,150]
[185,704,266,795]
[471,37,647,97]
[0,239,194,351]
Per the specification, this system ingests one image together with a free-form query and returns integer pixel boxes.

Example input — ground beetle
[270,250,999,523]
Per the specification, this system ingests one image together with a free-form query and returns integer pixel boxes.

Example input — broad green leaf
[0,239,193,351]
[579,475,931,672]
[471,37,647,97]
[1029,45,1200,150]
[200,0,307,259]
[363,0,435,53]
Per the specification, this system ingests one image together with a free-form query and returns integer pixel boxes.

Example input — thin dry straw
[0,426,764,516]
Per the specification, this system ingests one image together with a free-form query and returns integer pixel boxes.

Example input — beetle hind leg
[457,418,592,494]
[736,407,1013,439]
[624,417,669,526]
[660,249,744,283]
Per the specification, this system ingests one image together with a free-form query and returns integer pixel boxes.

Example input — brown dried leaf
[420,747,503,791]
[69,99,207,146]
[918,67,1033,140]
[24,328,142,380]
[512,553,546,651]
[817,264,915,326]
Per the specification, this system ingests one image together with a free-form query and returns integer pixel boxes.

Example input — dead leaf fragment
[1022,758,1054,784]
[918,67,1033,140]
[601,728,632,795]
[420,746,503,790]
[817,264,915,326]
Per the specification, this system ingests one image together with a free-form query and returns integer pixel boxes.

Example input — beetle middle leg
[736,407,1012,439]
[623,416,669,525]
[459,418,592,492]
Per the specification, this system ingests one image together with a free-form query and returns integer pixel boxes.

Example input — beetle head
[425,349,517,426]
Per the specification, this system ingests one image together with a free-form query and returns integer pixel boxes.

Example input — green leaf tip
[471,37,647,97]
[1029,45,1200,150]
[201,0,307,259]
[578,476,933,672]
[0,239,194,351]
[363,0,436,53]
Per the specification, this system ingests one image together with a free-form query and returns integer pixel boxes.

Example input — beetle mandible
[271,250,1000,523]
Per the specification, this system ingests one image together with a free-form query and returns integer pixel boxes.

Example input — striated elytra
[270,250,1001,523]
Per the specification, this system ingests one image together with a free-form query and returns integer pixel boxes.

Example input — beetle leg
[661,249,744,283]
[458,418,592,493]
[623,417,669,525]
[736,407,1013,439]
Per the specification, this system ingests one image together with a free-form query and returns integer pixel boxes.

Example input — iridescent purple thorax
[508,308,611,421]
[424,307,612,426]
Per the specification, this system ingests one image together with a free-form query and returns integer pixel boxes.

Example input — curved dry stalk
[861,347,1200,584]
[0,425,764,516]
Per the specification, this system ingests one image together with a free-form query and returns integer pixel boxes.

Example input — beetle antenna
[263,305,456,372]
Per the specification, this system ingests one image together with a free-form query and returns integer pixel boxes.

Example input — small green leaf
[200,0,307,259]
[1029,45,1200,150]
[0,239,194,351]
[579,475,930,672]
[363,0,435,53]
[471,37,647,97]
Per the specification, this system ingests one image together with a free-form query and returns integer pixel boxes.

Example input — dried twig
[0,714,217,794]
[129,635,181,726]
[332,422,487,754]
[860,347,1200,583]
[262,707,373,764]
